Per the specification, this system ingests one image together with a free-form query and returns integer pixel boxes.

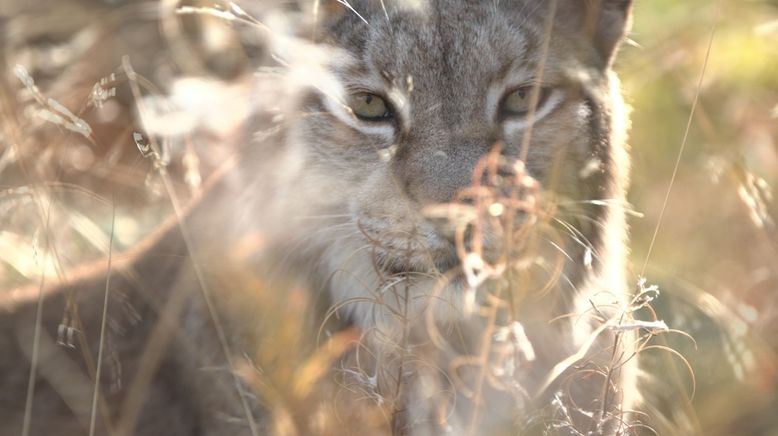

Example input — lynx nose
[392,134,498,205]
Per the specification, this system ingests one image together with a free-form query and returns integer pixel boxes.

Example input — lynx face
[226,3,638,431]
[260,0,632,330]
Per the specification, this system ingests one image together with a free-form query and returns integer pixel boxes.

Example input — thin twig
[640,10,719,276]
[88,197,116,436]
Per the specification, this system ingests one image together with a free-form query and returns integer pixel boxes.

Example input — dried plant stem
[594,314,626,433]
[21,270,46,436]
[640,7,719,277]
[390,284,411,435]
[391,237,415,435]
[88,199,116,436]
[466,301,499,436]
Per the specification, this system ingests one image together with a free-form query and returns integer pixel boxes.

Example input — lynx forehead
[279,0,628,311]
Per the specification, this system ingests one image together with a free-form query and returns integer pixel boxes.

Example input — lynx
[1,0,638,434]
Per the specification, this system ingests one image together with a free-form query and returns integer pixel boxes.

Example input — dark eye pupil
[365,95,373,104]
[517,89,526,99]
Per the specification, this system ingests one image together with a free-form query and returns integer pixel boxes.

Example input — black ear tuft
[580,0,634,65]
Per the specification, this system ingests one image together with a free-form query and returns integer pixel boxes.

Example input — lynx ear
[577,0,634,65]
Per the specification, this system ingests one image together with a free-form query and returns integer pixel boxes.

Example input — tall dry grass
[0,0,776,435]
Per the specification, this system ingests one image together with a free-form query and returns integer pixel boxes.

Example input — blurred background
[1,0,777,434]
[623,0,778,434]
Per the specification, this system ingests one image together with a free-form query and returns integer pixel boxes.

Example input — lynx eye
[500,86,552,118]
[348,92,394,121]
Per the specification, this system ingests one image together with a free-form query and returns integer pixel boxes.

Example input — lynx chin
[1,0,640,435]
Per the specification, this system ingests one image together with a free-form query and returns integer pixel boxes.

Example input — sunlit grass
[0,0,776,435]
